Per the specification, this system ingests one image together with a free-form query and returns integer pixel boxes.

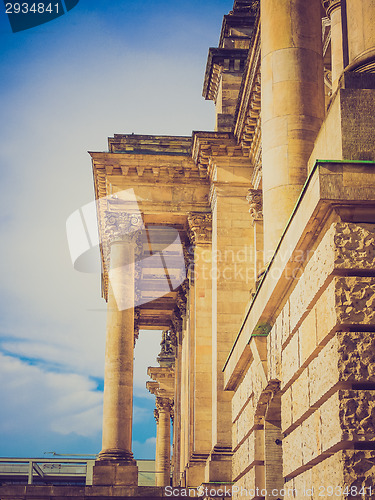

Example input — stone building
[89,0,375,497]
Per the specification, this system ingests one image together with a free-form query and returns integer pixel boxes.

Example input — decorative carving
[176,280,189,317]
[335,277,375,325]
[246,189,263,224]
[182,240,194,276]
[171,310,183,345]
[324,67,332,95]
[105,211,144,245]
[334,223,375,271]
[337,332,375,382]
[154,408,159,424]
[156,396,173,414]
[321,0,341,17]
[187,212,212,245]
[342,450,375,491]
[157,330,177,367]
[134,307,141,346]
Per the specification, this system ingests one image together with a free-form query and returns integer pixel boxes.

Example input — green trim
[222,159,375,372]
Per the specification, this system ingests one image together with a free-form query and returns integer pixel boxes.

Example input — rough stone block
[339,389,375,440]
[334,222,375,271]
[342,449,375,494]
[335,276,375,326]
[337,331,375,382]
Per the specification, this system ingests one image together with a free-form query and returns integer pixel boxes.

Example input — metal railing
[0,457,95,485]
[0,457,158,486]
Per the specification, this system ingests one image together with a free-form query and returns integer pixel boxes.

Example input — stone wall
[231,222,375,499]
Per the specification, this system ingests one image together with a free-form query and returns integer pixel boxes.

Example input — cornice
[191,131,244,178]
[202,48,249,102]
[233,19,261,152]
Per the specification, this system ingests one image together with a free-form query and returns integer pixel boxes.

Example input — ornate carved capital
[105,211,144,245]
[246,189,263,224]
[156,396,173,414]
[154,408,159,423]
[321,0,341,17]
[187,212,212,246]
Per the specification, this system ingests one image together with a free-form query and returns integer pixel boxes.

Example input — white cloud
[0,353,102,437]
[0,0,216,457]
[133,437,157,460]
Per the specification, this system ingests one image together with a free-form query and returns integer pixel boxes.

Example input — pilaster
[206,164,254,483]
[184,213,213,486]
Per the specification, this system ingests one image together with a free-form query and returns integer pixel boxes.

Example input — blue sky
[0,0,232,459]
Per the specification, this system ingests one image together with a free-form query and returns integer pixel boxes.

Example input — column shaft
[261,0,325,260]
[156,400,171,487]
[99,240,136,461]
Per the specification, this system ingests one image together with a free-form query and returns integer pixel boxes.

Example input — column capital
[246,188,263,225]
[187,212,212,245]
[154,408,159,423]
[156,396,173,414]
[321,0,341,17]
[105,211,144,246]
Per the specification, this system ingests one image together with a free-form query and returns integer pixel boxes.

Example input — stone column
[206,179,254,484]
[154,408,161,485]
[322,1,344,92]
[261,0,325,261]
[345,0,375,71]
[93,212,142,486]
[155,397,173,487]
